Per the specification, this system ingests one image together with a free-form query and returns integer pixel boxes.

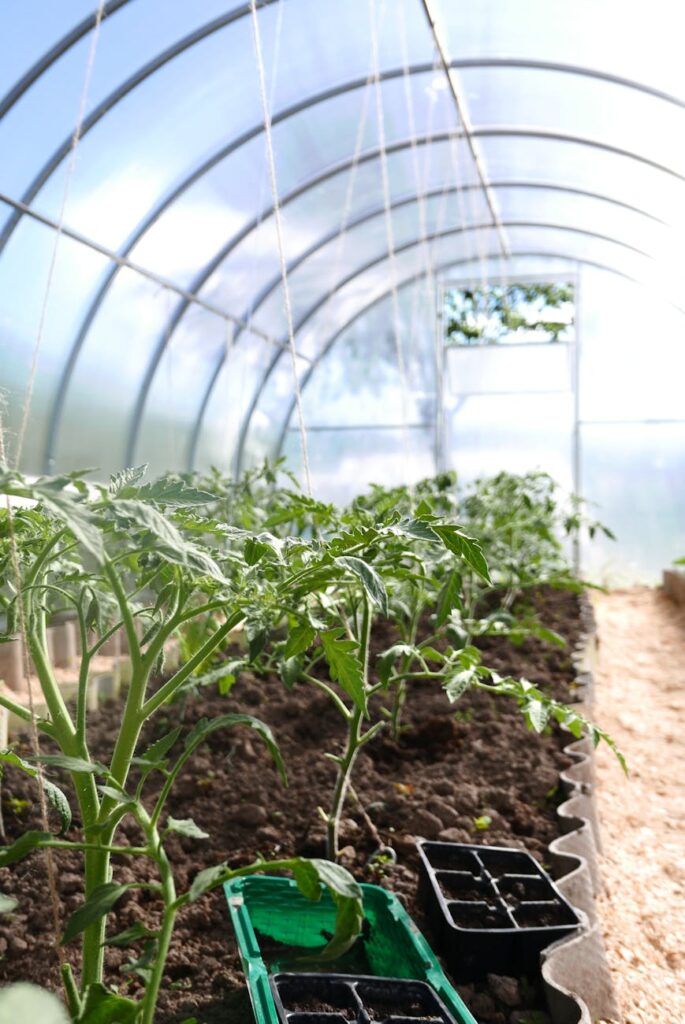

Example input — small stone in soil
[232,803,268,827]
[487,974,522,1008]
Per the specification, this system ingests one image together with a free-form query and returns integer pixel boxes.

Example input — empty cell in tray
[421,844,481,873]
[436,871,491,902]
[476,848,538,876]
[497,875,555,905]
[277,978,358,1016]
[512,901,579,929]
[288,1015,352,1024]
[448,901,512,930]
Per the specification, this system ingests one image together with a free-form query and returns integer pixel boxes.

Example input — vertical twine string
[14,1,107,470]
[249,0,313,496]
[0,0,108,973]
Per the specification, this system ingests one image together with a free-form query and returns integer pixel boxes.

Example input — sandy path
[592,587,685,1023]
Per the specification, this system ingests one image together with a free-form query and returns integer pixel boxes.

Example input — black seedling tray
[417,841,581,980]
[269,973,459,1024]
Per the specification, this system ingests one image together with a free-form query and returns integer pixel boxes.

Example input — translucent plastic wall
[1,1,684,582]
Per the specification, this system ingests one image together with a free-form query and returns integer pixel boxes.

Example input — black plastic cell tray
[417,841,581,980]
[269,973,459,1024]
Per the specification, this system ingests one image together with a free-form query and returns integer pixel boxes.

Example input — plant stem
[326,594,371,860]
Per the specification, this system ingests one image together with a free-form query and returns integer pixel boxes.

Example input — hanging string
[14,1,107,469]
[0,0,108,972]
[249,0,313,496]
[368,0,412,477]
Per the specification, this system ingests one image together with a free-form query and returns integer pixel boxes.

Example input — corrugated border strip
[541,592,622,1024]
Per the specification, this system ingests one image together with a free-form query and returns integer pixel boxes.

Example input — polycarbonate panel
[445,392,574,490]
[0,0,254,197]
[296,284,437,429]
[478,135,685,230]
[492,186,673,262]
[579,267,685,423]
[55,269,181,472]
[246,188,490,342]
[193,333,288,474]
[0,0,97,96]
[281,425,435,505]
[0,200,110,470]
[431,0,685,99]
[580,422,685,584]
[461,66,685,177]
[188,136,479,335]
[446,343,574,397]
[136,305,230,474]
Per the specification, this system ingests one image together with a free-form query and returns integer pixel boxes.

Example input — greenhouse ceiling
[1,0,684,485]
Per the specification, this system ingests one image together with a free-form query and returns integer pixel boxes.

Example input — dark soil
[0,587,583,1024]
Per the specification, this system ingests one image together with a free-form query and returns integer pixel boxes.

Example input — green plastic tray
[223,875,478,1024]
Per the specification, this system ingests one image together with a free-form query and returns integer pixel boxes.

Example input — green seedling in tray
[224,875,478,1024]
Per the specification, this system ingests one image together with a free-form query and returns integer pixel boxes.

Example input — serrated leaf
[189,862,227,902]
[284,623,316,659]
[524,699,550,733]
[132,477,215,507]
[105,921,157,947]
[436,571,463,627]
[377,643,415,687]
[62,883,130,945]
[183,714,286,784]
[37,490,105,564]
[33,754,101,774]
[335,556,389,616]
[431,525,491,584]
[108,465,148,497]
[110,500,228,584]
[0,831,53,867]
[320,630,366,714]
[444,669,477,703]
[165,816,209,840]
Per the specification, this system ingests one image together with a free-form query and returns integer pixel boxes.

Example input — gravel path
[592,587,685,1023]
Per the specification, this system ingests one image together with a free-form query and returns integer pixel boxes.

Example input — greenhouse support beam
[229,219,658,475]
[186,176,666,469]
[267,249,685,471]
[0,189,296,358]
[419,0,509,258]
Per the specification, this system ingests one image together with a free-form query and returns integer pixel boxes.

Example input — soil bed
[0,587,582,1024]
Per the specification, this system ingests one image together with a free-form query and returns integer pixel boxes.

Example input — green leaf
[77,983,139,1024]
[0,830,53,867]
[377,643,415,687]
[281,655,302,690]
[32,754,102,774]
[133,477,215,507]
[444,669,477,703]
[308,859,363,901]
[524,699,550,733]
[111,500,228,583]
[165,816,209,840]
[0,983,70,1023]
[431,525,491,584]
[37,490,105,564]
[105,921,157,947]
[0,751,71,833]
[335,556,389,616]
[97,785,135,806]
[189,862,227,902]
[108,466,148,497]
[0,890,18,914]
[183,714,286,785]
[135,727,182,775]
[320,629,366,714]
[291,859,321,901]
[62,883,131,945]
[436,571,463,627]
[284,622,316,659]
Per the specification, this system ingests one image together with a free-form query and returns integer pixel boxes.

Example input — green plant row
[0,463,621,1023]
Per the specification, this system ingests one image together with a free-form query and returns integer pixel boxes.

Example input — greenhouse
[0,2,683,1023]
